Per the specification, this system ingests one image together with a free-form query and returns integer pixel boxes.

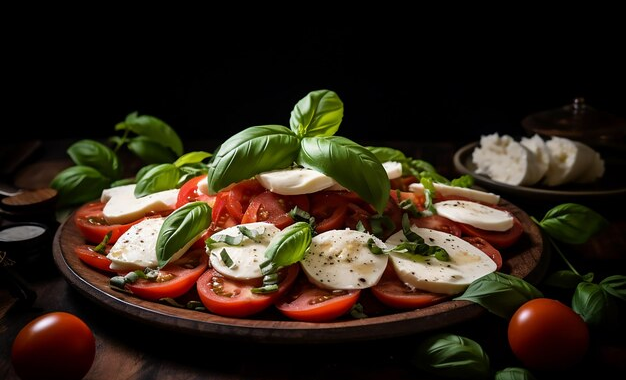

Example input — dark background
[4,19,625,147]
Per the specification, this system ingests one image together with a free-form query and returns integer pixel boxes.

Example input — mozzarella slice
[301,229,388,290]
[386,227,497,295]
[255,168,336,195]
[434,200,513,231]
[471,133,541,186]
[107,217,163,271]
[382,161,403,180]
[102,184,179,225]
[408,182,500,205]
[197,176,210,196]
[574,150,605,183]
[208,222,280,280]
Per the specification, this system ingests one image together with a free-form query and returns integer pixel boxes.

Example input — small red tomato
[11,312,96,380]
[508,298,589,371]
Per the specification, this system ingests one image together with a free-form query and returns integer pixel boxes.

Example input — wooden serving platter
[52,198,548,344]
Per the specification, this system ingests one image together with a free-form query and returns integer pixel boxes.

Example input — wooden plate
[52,199,548,344]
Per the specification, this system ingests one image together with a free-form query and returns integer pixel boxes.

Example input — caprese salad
[71,89,524,322]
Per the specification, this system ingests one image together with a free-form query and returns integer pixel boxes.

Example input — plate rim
[52,200,548,344]
[453,142,626,199]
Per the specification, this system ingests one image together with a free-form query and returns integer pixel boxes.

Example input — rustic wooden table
[1,139,625,379]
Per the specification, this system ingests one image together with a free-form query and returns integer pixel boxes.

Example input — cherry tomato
[275,276,361,322]
[11,312,96,380]
[508,298,590,371]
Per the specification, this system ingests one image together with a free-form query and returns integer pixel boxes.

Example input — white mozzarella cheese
[101,184,179,225]
[520,134,550,182]
[197,176,210,196]
[208,222,280,280]
[433,200,513,231]
[255,168,336,195]
[386,227,497,295]
[106,217,164,271]
[543,137,597,186]
[301,229,388,290]
[574,150,605,183]
[382,161,403,180]
[471,133,541,186]
[408,182,500,205]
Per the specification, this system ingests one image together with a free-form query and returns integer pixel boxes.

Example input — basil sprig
[134,151,212,197]
[114,111,184,162]
[531,203,624,329]
[206,90,391,214]
[156,201,211,269]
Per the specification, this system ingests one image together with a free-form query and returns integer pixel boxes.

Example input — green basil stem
[531,216,580,277]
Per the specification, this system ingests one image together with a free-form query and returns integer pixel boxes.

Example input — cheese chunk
[301,229,388,290]
[101,184,179,225]
[107,217,164,271]
[208,222,280,280]
[408,182,500,205]
[382,161,403,180]
[520,134,550,182]
[386,227,497,295]
[543,137,598,186]
[472,133,543,186]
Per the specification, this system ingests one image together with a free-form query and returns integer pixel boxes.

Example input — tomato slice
[309,192,349,233]
[125,248,209,301]
[458,215,524,249]
[370,264,450,309]
[176,174,216,208]
[410,215,462,237]
[275,276,361,322]
[74,245,115,273]
[241,191,309,229]
[463,236,503,271]
[224,178,265,222]
[390,175,418,191]
[196,264,300,318]
[74,201,143,244]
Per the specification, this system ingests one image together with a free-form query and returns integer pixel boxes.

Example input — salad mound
[57,89,525,322]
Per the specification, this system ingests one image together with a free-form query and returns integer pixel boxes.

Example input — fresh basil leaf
[542,269,588,289]
[174,151,212,167]
[572,281,614,327]
[127,136,178,164]
[156,201,211,268]
[117,112,183,156]
[134,163,181,198]
[135,163,159,182]
[259,222,312,275]
[538,203,609,244]
[67,139,122,180]
[178,163,209,185]
[206,125,300,194]
[600,275,626,301]
[298,136,390,214]
[366,146,408,163]
[110,178,136,187]
[495,367,537,380]
[412,333,490,380]
[50,165,110,207]
[455,272,543,319]
[450,174,474,188]
[289,89,343,138]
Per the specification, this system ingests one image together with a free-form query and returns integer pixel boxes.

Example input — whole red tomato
[11,312,96,380]
[508,298,589,371]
